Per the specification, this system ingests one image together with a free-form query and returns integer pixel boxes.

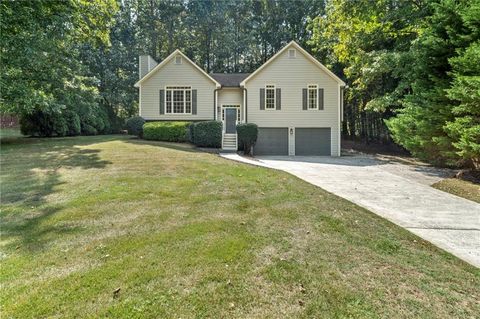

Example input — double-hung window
[165,86,192,114]
[265,85,276,109]
[308,84,318,110]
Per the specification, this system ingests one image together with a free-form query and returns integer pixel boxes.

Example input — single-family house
[134,41,345,156]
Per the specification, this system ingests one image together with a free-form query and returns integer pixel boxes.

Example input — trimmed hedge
[187,123,195,143]
[237,123,258,155]
[126,116,145,137]
[143,121,190,142]
[192,121,222,148]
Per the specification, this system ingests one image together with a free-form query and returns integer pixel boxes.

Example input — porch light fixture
[290,128,293,135]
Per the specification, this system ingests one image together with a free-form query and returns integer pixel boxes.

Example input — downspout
[241,87,248,123]
[214,88,221,120]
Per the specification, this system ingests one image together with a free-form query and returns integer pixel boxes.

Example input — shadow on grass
[1,136,113,251]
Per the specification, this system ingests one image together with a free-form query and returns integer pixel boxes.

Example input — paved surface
[221,153,480,267]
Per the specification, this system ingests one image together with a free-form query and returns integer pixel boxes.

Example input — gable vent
[288,49,296,58]
[175,55,182,64]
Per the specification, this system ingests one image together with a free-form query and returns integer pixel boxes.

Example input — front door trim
[221,104,240,134]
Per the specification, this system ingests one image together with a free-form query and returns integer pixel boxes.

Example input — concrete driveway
[221,153,480,267]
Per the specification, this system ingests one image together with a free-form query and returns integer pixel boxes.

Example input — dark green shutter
[318,88,324,110]
[260,88,265,110]
[192,89,197,114]
[302,88,307,110]
[159,89,165,114]
[276,88,281,110]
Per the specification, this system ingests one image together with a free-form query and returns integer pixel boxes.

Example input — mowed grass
[1,135,479,318]
[433,178,480,203]
[0,127,23,139]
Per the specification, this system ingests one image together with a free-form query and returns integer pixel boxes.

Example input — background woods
[1,0,479,169]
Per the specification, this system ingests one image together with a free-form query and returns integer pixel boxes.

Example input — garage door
[295,128,331,156]
[254,128,289,155]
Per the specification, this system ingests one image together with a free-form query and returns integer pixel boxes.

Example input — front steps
[222,133,237,151]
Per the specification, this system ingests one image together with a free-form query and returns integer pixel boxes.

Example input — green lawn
[1,135,478,318]
[433,178,480,203]
[0,127,23,139]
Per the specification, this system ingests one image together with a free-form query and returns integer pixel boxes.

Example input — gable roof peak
[134,49,221,88]
[240,41,346,86]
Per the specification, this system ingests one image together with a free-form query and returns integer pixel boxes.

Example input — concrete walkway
[220,153,480,267]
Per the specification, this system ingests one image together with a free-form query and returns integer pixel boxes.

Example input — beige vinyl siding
[139,56,216,120]
[245,47,341,156]
[217,88,243,121]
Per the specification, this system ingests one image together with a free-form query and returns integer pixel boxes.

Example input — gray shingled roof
[210,73,250,87]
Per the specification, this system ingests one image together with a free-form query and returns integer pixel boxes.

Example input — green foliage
[126,116,146,137]
[187,123,195,143]
[192,121,222,148]
[0,0,120,137]
[20,111,67,137]
[237,123,258,155]
[309,0,479,169]
[444,40,480,169]
[19,104,112,137]
[143,122,190,142]
[136,0,323,72]
[64,111,81,136]
[308,0,428,143]
[386,0,480,168]
[0,0,118,116]
[82,124,98,136]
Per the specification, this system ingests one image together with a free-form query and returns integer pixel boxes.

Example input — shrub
[237,123,258,155]
[20,110,67,137]
[126,116,145,137]
[192,121,222,148]
[64,110,81,136]
[187,123,195,143]
[82,124,98,135]
[53,116,67,137]
[18,103,117,138]
[143,121,190,142]
[97,107,111,134]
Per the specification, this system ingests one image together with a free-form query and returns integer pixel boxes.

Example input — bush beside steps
[191,121,222,148]
[237,123,258,155]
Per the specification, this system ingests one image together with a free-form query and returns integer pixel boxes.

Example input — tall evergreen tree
[386,0,480,167]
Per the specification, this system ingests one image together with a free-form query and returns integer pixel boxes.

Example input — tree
[386,0,480,167]
[308,0,429,143]
[0,0,118,136]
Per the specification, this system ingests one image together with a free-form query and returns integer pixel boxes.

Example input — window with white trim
[308,84,318,110]
[265,85,276,109]
[165,86,191,114]
[175,56,182,64]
